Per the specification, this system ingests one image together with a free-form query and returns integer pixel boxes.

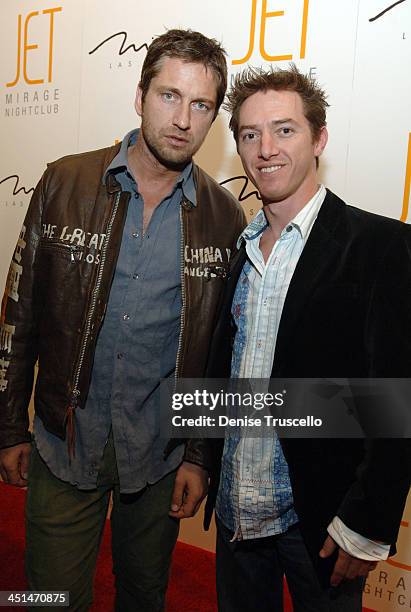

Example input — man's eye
[162,92,175,102]
[192,101,209,111]
[242,133,257,142]
[279,127,293,136]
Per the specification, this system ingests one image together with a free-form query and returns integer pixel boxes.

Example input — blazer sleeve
[337,222,411,544]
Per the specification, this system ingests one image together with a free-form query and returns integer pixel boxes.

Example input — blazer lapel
[273,190,346,372]
[228,245,247,296]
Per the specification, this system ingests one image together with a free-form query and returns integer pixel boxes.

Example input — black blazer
[205,189,411,584]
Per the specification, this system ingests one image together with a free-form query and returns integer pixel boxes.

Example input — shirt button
[286,225,293,232]
[132,232,139,238]
[123,313,130,321]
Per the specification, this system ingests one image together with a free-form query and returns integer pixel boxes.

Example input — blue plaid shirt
[215,186,326,540]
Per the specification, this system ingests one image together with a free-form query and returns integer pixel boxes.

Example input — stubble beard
[141,118,193,172]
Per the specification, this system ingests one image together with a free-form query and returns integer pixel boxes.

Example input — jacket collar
[104,130,196,205]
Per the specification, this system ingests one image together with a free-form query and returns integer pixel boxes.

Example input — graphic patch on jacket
[0,224,26,392]
[184,245,231,279]
[42,224,106,265]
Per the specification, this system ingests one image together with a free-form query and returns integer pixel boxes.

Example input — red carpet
[0,482,262,611]
[0,482,375,611]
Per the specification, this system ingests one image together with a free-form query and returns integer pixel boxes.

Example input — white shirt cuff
[327,516,390,561]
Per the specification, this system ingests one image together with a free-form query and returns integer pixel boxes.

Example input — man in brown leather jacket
[0,29,245,611]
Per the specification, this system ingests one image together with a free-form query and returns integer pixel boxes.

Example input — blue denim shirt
[34,129,196,492]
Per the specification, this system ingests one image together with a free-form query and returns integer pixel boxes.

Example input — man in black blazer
[207,65,411,611]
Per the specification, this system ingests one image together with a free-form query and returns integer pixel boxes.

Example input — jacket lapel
[273,190,346,372]
[214,245,246,334]
[227,245,247,300]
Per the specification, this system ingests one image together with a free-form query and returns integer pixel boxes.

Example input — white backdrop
[1,2,410,609]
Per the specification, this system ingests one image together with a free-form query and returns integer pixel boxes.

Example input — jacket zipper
[175,205,186,381]
[40,241,82,262]
[66,191,121,457]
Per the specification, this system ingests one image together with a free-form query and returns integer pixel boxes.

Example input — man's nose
[173,103,191,131]
[259,131,280,160]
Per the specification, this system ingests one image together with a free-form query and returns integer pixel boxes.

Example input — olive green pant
[25,438,179,612]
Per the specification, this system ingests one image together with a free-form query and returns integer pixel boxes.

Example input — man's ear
[135,84,143,117]
[314,126,328,158]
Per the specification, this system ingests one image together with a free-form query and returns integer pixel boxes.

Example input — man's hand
[0,443,31,487]
[169,461,208,519]
[319,535,378,587]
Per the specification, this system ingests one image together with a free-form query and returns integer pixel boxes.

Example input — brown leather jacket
[0,142,246,467]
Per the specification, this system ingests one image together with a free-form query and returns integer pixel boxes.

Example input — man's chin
[163,153,192,171]
[150,142,192,171]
